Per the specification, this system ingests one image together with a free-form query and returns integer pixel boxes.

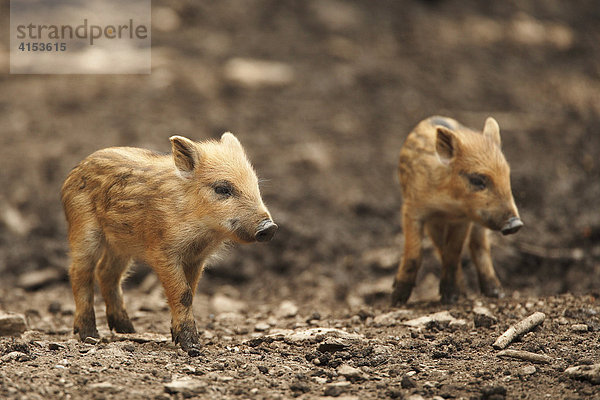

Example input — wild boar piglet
[62,133,277,354]
[392,116,522,305]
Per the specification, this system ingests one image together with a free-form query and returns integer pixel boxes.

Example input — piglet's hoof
[391,280,413,306]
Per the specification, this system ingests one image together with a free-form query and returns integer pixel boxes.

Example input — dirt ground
[1,1,600,399]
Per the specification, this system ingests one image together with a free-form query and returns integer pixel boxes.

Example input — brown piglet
[392,116,522,305]
[61,133,277,355]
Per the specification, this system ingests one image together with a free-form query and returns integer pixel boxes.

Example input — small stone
[337,364,364,381]
[277,300,298,318]
[565,364,600,384]
[318,338,351,353]
[223,58,294,89]
[401,374,417,389]
[210,294,246,314]
[255,322,271,332]
[17,268,64,290]
[257,365,268,374]
[519,365,537,376]
[164,379,206,396]
[1,351,30,362]
[49,342,65,351]
[473,306,497,328]
[403,311,464,329]
[0,312,27,336]
[48,302,62,314]
[89,382,121,394]
[481,385,507,399]
[122,343,135,352]
[373,310,413,327]
[406,395,425,400]
[84,336,100,345]
[571,324,589,332]
[324,381,351,397]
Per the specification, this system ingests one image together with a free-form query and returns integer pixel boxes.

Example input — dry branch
[497,349,552,364]
[493,312,546,350]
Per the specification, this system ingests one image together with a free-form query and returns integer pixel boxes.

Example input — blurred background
[0,0,599,308]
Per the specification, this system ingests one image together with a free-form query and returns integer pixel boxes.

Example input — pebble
[403,311,465,329]
[565,364,600,384]
[277,300,299,318]
[373,310,413,327]
[571,324,589,332]
[255,322,271,332]
[223,58,294,89]
[318,337,351,353]
[84,337,100,345]
[17,268,64,290]
[210,294,246,314]
[401,374,417,389]
[337,364,364,381]
[89,382,121,394]
[164,379,206,396]
[324,381,351,397]
[519,365,537,376]
[473,306,497,328]
[1,351,30,362]
[0,312,27,336]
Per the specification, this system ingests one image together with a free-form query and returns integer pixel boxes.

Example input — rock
[0,312,27,336]
[89,382,121,394]
[17,268,64,290]
[277,300,299,318]
[401,374,417,389]
[481,385,507,399]
[254,322,271,332]
[106,332,169,344]
[571,324,589,332]
[519,365,537,376]
[48,342,66,351]
[449,319,468,331]
[223,58,294,89]
[324,381,351,397]
[268,327,363,343]
[1,351,30,362]
[337,364,364,381]
[210,293,246,314]
[318,337,351,353]
[48,302,62,314]
[1,204,32,236]
[565,364,600,384]
[473,306,497,328]
[373,310,413,327]
[402,311,464,329]
[84,336,100,345]
[164,379,206,396]
[406,395,425,400]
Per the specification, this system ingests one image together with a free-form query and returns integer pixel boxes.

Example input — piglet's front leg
[153,259,201,356]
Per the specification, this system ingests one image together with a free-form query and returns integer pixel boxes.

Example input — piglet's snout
[501,217,523,236]
[255,219,278,242]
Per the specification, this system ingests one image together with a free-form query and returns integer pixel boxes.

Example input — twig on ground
[496,349,552,364]
[493,312,546,350]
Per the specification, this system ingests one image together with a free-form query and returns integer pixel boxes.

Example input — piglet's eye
[213,181,234,197]
[468,174,487,191]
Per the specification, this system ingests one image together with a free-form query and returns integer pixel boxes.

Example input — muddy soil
[1,1,600,399]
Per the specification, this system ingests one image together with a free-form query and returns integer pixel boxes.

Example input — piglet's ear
[221,132,243,150]
[436,126,460,165]
[170,135,200,174]
[483,117,501,147]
